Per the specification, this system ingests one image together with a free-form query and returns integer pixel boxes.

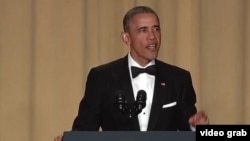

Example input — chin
[149,53,158,59]
[147,56,157,61]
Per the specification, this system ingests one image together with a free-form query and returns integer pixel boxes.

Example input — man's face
[124,13,161,66]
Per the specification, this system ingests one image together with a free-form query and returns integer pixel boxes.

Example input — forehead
[130,13,159,27]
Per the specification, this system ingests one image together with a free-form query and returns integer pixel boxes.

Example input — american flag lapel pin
[161,82,166,86]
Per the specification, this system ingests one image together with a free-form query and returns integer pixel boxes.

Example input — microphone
[115,90,146,119]
[134,90,147,115]
[115,91,127,113]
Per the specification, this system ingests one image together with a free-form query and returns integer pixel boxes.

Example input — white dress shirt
[128,53,155,131]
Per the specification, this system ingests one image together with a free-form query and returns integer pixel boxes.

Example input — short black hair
[123,6,160,32]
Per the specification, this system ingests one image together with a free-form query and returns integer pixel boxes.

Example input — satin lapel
[118,56,135,103]
[147,62,169,131]
[116,56,140,130]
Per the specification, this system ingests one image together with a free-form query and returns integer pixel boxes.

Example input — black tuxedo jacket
[72,55,197,131]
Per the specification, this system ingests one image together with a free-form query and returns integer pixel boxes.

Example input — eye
[138,27,147,33]
[154,26,161,31]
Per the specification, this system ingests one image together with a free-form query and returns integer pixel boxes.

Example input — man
[54,5,208,141]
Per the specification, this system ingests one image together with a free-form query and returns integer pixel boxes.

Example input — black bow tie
[131,65,156,78]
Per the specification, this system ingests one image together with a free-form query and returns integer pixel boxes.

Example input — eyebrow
[153,25,161,29]
[137,25,160,30]
[138,26,147,31]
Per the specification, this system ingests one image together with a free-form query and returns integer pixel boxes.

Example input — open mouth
[146,43,157,50]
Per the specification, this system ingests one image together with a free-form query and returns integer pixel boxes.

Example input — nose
[148,30,156,40]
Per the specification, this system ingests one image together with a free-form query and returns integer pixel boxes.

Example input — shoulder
[155,60,194,87]
[87,56,128,78]
[155,59,193,83]
[85,56,128,84]
[92,56,127,72]
[156,59,190,74]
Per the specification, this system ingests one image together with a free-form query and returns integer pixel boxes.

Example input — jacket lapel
[147,61,169,131]
[116,55,140,130]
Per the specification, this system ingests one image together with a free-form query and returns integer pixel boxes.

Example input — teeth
[148,44,156,48]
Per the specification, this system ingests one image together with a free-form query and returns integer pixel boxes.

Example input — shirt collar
[128,52,155,68]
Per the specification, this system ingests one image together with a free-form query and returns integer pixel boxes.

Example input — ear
[121,32,131,46]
